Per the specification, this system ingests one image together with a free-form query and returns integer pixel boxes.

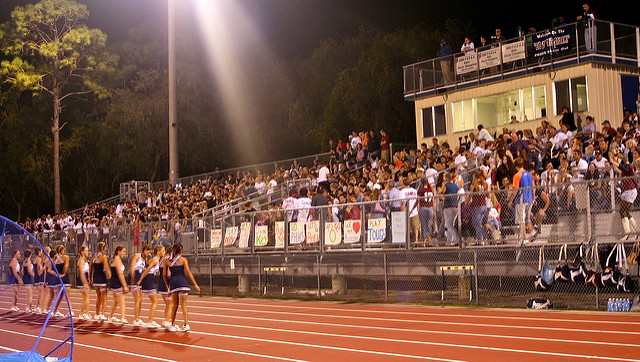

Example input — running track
[1,290,640,361]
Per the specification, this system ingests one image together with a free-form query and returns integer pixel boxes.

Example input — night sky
[2,0,637,61]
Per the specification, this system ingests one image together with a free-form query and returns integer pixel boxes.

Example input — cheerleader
[108,246,129,323]
[45,249,61,316]
[33,248,45,314]
[130,244,152,327]
[22,250,35,312]
[9,250,24,311]
[76,246,91,319]
[52,245,72,317]
[166,243,200,332]
[136,245,164,328]
[159,246,173,328]
[89,242,111,321]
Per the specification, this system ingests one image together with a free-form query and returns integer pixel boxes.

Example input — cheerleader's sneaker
[180,325,191,332]
[132,319,146,327]
[10,306,19,312]
[110,317,121,323]
[54,311,65,318]
[120,318,129,324]
[146,321,161,329]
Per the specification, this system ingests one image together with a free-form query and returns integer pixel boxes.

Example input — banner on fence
[478,47,501,69]
[391,212,406,243]
[532,27,572,57]
[367,218,386,243]
[210,229,222,248]
[306,220,320,244]
[254,225,268,247]
[275,221,285,248]
[324,222,342,245]
[502,40,525,63]
[289,222,306,245]
[455,53,478,75]
[239,222,251,248]
[224,226,238,246]
[344,220,361,244]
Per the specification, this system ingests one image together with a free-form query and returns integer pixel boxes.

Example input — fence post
[209,256,213,295]
[586,184,592,242]
[384,253,388,302]
[406,200,411,250]
[610,169,615,211]
[474,250,479,305]
[317,254,321,298]
[362,201,367,252]
[610,22,616,63]
[636,26,640,67]
[257,255,261,296]
[457,195,462,249]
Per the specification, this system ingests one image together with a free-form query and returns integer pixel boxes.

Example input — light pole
[168,0,179,187]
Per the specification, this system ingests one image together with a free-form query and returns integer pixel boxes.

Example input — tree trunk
[53,91,61,214]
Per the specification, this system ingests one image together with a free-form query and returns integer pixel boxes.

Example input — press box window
[554,76,587,114]
[422,105,446,138]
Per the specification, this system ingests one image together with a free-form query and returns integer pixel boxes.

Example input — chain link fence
[16,171,640,310]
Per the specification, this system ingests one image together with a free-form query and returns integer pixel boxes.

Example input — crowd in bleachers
[19,105,640,250]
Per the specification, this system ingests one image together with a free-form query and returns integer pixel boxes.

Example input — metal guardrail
[150,153,331,191]
[403,19,639,96]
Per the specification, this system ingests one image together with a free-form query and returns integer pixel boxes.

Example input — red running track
[2,289,640,361]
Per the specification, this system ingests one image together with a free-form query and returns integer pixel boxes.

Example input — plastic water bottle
[607,298,613,311]
[614,299,620,311]
[624,299,631,311]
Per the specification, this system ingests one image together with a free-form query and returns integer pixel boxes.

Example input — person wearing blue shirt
[439,172,460,246]
[438,39,454,83]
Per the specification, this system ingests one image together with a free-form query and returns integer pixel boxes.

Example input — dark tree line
[0,0,470,221]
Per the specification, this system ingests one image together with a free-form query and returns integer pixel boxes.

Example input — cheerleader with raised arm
[9,250,24,311]
[166,243,200,332]
[108,246,129,323]
[33,248,45,314]
[76,246,91,320]
[90,242,111,321]
[159,245,174,328]
[136,245,164,328]
[130,244,152,327]
[22,249,35,312]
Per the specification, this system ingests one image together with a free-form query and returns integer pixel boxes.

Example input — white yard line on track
[0,307,304,362]
[187,298,640,325]
[0,327,175,361]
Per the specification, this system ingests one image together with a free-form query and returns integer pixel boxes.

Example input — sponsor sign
[501,40,526,63]
[532,27,572,57]
[478,47,501,69]
[455,53,478,75]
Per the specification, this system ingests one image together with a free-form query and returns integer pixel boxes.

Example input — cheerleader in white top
[76,246,91,320]
[9,250,24,311]
[136,245,164,328]
[130,244,152,327]
[158,248,173,328]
